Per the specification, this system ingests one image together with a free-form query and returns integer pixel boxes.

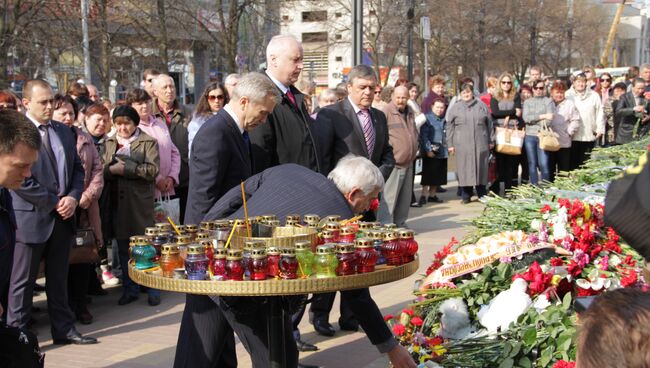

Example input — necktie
[242,131,251,149]
[357,109,376,158]
[39,124,59,178]
[286,90,297,107]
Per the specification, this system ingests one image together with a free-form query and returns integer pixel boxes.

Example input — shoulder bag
[495,116,525,155]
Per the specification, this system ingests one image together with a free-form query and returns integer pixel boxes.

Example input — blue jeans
[524,135,551,185]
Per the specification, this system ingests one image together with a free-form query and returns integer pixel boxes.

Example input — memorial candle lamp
[382,223,397,230]
[295,241,314,277]
[314,244,338,278]
[285,219,300,227]
[160,244,183,278]
[335,243,357,276]
[185,224,199,241]
[155,223,176,243]
[200,239,214,262]
[381,231,401,266]
[303,214,320,228]
[148,228,169,261]
[370,221,381,229]
[175,235,193,261]
[368,230,387,265]
[185,244,209,280]
[279,248,299,280]
[324,222,341,242]
[266,246,281,278]
[132,237,158,270]
[398,229,418,263]
[210,247,228,280]
[285,214,300,223]
[213,220,232,242]
[339,226,356,243]
[226,249,244,281]
[261,214,277,223]
[266,219,281,227]
[325,215,341,223]
[355,238,378,273]
[175,224,187,234]
[128,235,138,258]
[319,229,336,245]
[243,240,264,279]
[250,248,268,281]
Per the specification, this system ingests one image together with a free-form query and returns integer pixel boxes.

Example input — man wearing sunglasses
[142,68,160,97]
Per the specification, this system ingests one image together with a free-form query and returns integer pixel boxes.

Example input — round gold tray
[129,257,419,296]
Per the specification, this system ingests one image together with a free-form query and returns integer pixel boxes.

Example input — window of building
[302,11,327,22]
[335,12,342,18]
[282,15,289,21]
[335,34,342,40]
[335,56,342,62]
[302,32,328,43]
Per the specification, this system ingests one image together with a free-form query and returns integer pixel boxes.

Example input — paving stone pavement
[32,183,484,368]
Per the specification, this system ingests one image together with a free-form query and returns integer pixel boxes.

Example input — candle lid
[358,221,374,230]
[245,240,265,250]
[294,241,312,250]
[187,244,205,255]
[155,223,172,231]
[324,221,340,231]
[251,247,267,257]
[368,230,384,239]
[196,232,211,240]
[129,235,139,246]
[340,226,355,236]
[281,247,296,256]
[200,221,215,231]
[266,246,281,255]
[213,220,230,228]
[354,238,374,248]
[303,214,320,223]
[176,235,193,245]
[185,224,198,233]
[175,224,187,233]
[226,249,242,260]
[321,229,335,238]
[383,223,397,230]
[261,214,277,221]
[398,229,415,238]
[161,244,179,254]
[144,227,158,236]
[325,215,341,222]
[266,219,281,227]
[285,214,300,222]
[199,240,214,248]
[214,247,227,258]
[285,219,299,226]
[382,231,398,241]
[335,243,354,253]
[316,244,335,254]
[134,236,149,246]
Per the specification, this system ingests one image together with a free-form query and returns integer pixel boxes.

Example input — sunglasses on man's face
[208,95,225,101]
[534,86,545,90]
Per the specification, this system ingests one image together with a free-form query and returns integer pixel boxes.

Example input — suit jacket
[11,120,84,245]
[203,164,394,349]
[185,109,253,225]
[317,98,395,180]
[249,71,324,174]
[615,92,650,144]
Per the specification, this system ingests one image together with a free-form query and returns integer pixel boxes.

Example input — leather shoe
[428,196,443,203]
[148,295,161,306]
[53,330,98,345]
[296,338,318,352]
[298,363,319,368]
[118,294,138,306]
[313,320,335,336]
[437,187,447,193]
[409,201,422,208]
[75,306,93,325]
[338,320,359,332]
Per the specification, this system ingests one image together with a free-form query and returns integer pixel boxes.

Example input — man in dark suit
[311,64,396,336]
[7,79,97,344]
[174,72,281,368]
[615,77,650,144]
[250,35,325,174]
[202,156,415,368]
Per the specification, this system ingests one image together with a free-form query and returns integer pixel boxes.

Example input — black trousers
[491,152,519,194]
[570,141,594,171]
[67,263,90,311]
[0,235,14,322]
[550,148,571,181]
[173,294,237,368]
[7,217,76,339]
[174,186,189,226]
[310,292,356,325]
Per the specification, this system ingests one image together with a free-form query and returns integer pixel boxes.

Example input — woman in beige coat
[102,105,160,306]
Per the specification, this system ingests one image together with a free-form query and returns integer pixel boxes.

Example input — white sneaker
[101,265,121,286]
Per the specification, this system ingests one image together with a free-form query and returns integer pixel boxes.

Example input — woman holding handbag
[490,72,522,195]
[549,82,581,180]
[523,80,554,185]
[103,105,160,306]
[418,99,448,205]
[52,95,104,324]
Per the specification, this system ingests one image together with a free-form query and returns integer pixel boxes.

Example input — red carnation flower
[553,360,576,368]
[383,314,394,322]
[402,308,414,316]
[392,323,406,336]
[550,257,565,266]
[540,204,552,213]
[427,336,444,347]
[369,198,379,211]
[410,316,423,326]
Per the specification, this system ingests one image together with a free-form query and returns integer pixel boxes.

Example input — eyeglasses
[208,95,225,101]
[501,81,512,85]
[600,78,611,82]
[533,86,545,90]
[374,90,382,95]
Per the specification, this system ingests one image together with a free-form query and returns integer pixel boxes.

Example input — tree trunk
[157,0,169,71]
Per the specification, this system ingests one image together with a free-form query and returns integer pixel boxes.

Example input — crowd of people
[1,33,650,367]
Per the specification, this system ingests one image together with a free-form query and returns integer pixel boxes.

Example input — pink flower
[598,256,609,271]
[392,323,406,336]
[572,249,589,268]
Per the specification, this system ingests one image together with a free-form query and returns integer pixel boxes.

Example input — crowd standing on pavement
[1,32,650,367]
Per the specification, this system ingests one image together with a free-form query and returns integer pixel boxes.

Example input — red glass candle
[381,231,402,266]
[251,249,268,281]
[398,229,418,263]
[226,249,244,281]
[355,238,378,273]
[201,240,214,261]
[339,226,356,244]
[279,248,298,280]
[319,229,336,246]
[266,246,281,278]
[324,221,341,242]
[211,248,228,280]
[335,243,357,276]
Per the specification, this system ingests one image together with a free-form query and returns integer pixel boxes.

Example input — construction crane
[600,1,626,67]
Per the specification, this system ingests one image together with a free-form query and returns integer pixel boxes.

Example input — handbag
[495,116,525,155]
[69,227,100,264]
[538,121,561,152]
[154,194,180,224]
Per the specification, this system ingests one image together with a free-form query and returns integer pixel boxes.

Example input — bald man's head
[265,35,303,86]
[392,85,409,111]
[152,74,176,105]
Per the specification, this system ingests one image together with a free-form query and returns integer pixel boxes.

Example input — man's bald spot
[23,79,51,100]
[393,85,409,97]
[266,35,301,63]
[152,74,174,89]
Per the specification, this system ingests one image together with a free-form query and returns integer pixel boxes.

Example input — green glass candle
[295,241,314,277]
[314,244,338,279]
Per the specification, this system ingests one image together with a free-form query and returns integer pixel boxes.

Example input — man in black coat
[250,35,326,174]
[174,72,281,368]
[203,156,415,368]
[615,78,650,144]
[311,64,396,336]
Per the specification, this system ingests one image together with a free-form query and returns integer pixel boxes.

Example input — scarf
[116,128,140,156]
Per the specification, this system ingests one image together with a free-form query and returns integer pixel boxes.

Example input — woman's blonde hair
[494,72,516,101]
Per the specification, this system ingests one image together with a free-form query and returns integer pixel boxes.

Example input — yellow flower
[420,354,432,363]
[413,346,420,353]
[584,205,591,220]
[551,274,562,286]
[433,345,447,356]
